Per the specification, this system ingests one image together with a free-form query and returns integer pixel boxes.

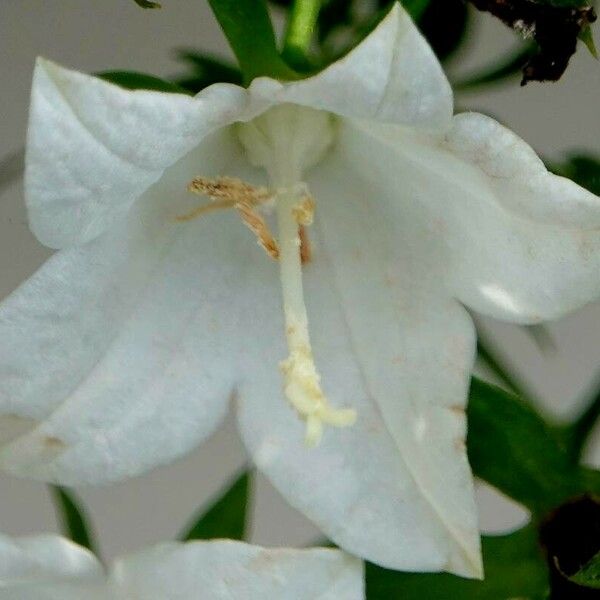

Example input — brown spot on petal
[449,404,465,415]
[454,437,467,451]
[44,436,67,450]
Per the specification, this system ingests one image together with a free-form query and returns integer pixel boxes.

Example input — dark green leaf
[0,149,24,195]
[418,0,470,61]
[317,0,354,45]
[570,551,600,589]
[50,486,99,556]
[366,525,549,599]
[97,71,190,94]
[179,470,251,541]
[545,0,592,8]
[317,1,431,59]
[174,51,242,93]
[551,154,600,196]
[468,378,599,515]
[133,0,161,8]
[207,0,296,82]
[539,495,600,597]
[402,0,433,20]
[454,44,535,90]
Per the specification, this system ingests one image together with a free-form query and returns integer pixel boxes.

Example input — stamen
[177,176,279,260]
[232,104,356,445]
[235,199,280,260]
[299,225,311,264]
[175,198,236,222]
[188,176,271,204]
[276,187,357,446]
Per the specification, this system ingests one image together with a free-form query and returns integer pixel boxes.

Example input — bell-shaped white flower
[0,534,362,599]
[2,2,600,579]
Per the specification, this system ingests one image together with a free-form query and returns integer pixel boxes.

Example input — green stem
[282,0,322,69]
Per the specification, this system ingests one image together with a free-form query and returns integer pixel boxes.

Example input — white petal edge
[112,540,364,600]
[447,113,600,228]
[26,4,450,249]
[345,114,600,323]
[248,3,453,131]
[0,132,254,484]
[0,535,364,600]
[25,58,249,249]
[0,533,102,582]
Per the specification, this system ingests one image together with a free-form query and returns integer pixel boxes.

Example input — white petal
[26,8,449,250]
[248,3,452,130]
[0,535,362,600]
[0,534,102,582]
[25,58,249,249]
[111,540,364,600]
[447,113,600,228]
[348,114,600,323]
[0,132,255,484]
[237,152,481,577]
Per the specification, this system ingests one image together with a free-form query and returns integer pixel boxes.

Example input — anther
[299,225,311,264]
[177,176,279,260]
[188,176,271,204]
[235,199,280,260]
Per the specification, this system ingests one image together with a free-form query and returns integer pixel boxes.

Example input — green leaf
[418,0,470,62]
[133,0,161,7]
[468,378,599,515]
[174,51,242,93]
[50,486,99,556]
[97,70,191,94]
[179,470,251,541]
[402,0,433,20]
[454,44,535,90]
[0,149,24,195]
[366,525,549,599]
[544,0,592,8]
[580,24,598,57]
[207,0,297,82]
[569,550,600,589]
[551,154,600,196]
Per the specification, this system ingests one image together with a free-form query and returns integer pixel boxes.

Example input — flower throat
[182,104,357,446]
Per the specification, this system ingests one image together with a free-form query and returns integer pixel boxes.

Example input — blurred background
[1,0,599,561]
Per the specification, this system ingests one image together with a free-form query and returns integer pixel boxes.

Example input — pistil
[228,104,357,444]
[275,186,356,446]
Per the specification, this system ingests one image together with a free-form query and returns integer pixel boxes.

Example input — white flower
[0,534,362,599]
[1,2,600,579]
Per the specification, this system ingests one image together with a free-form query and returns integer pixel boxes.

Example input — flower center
[179,105,356,446]
[236,104,356,445]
